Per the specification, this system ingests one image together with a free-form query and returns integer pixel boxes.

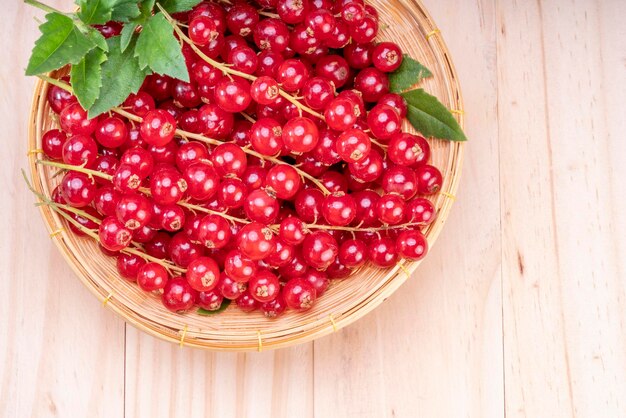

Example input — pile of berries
[40,0,443,318]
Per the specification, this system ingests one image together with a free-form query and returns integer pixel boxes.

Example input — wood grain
[1,0,625,417]
[496,0,626,416]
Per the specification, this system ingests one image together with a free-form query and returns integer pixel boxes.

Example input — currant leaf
[25,12,97,76]
[389,55,433,93]
[89,36,150,118]
[158,0,203,13]
[120,22,138,52]
[77,0,140,24]
[401,89,467,142]
[135,13,190,82]
[70,48,107,110]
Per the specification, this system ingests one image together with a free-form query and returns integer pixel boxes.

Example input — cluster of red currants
[40,0,443,318]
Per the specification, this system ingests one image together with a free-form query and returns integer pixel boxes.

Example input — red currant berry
[184,162,219,201]
[159,204,186,232]
[256,50,285,77]
[261,293,287,318]
[350,14,378,43]
[244,189,280,223]
[289,23,321,55]
[94,186,121,217]
[283,278,316,311]
[396,229,428,260]
[348,148,383,183]
[381,165,418,200]
[406,198,436,225]
[226,3,259,37]
[311,129,341,165]
[376,194,406,225]
[352,189,380,226]
[116,193,152,230]
[214,77,253,114]
[253,18,290,52]
[224,250,257,282]
[294,188,324,222]
[344,42,372,69]
[186,256,220,291]
[301,230,338,269]
[415,165,443,195]
[354,67,389,103]
[47,83,77,114]
[140,109,177,147]
[133,225,157,243]
[237,222,276,261]
[336,128,371,162]
[218,178,248,208]
[378,93,408,118]
[282,117,319,153]
[123,92,156,117]
[99,216,132,252]
[250,76,280,105]
[112,163,142,193]
[322,192,357,226]
[367,104,401,141]
[168,232,203,268]
[211,143,247,177]
[197,289,225,311]
[189,16,218,46]
[277,59,310,92]
[305,9,336,39]
[198,214,232,249]
[59,171,95,207]
[266,238,295,268]
[59,103,97,135]
[326,18,350,48]
[150,168,187,205]
[279,216,306,245]
[320,171,348,193]
[242,165,267,190]
[248,270,280,303]
[137,262,169,291]
[162,277,197,312]
[95,116,127,148]
[42,129,68,160]
[219,273,247,300]
[388,133,430,166]
[316,55,350,88]
[236,290,260,312]
[338,238,368,268]
[302,269,329,297]
[325,97,360,131]
[371,42,403,72]
[62,134,98,168]
[250,117,283,156]
[302,77,334,110]
[277,0,309,24]
[198,103,234,139]
[265,164,302,200]
[121,147,154,179]
[116,253,145,281]
[368,237,398,267]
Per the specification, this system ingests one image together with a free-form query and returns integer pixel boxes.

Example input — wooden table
[2,1,624,416]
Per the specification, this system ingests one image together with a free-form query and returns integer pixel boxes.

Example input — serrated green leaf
[70,48,107,110]
[77,0,113,24]
[139,0,156,18]
[84,27,109,51]
[159,0,203,13]
[111,0,142,22]
[389,55,433,93]
[120,22,138,52]
[88,36,149,118]
[197,299,231,316]
[402,89,467,142]
[135,13,189,81]
[77,0,140,24]
[25,12,97,76]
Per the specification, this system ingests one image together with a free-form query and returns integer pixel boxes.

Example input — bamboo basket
[27,0,465,351]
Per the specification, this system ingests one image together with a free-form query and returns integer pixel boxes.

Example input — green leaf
[158,0,203,13]
[25,12,97,76]
[401,89,467,142]
[70,48,107,110]
[139,0,156,18]
[135,13,189,81]
[84,27,109,51]
[77,0,140,24]
[120,22,138,52]
[389,55,433,93]
[77,0,113,24]
[111,0,142,22]
[197,299,232,316]
[88,36,149,118]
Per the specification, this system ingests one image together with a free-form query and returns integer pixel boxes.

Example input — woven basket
[27,0,464,351]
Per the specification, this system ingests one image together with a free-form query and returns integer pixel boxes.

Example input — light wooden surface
[1,0,624,417]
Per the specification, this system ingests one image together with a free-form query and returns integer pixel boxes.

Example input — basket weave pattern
[28,0,464,351]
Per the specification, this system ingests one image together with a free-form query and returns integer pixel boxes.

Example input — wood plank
[0,2,126,417]
[496,0,626,416]
[313,1,504,416]
[124,327,313,418]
